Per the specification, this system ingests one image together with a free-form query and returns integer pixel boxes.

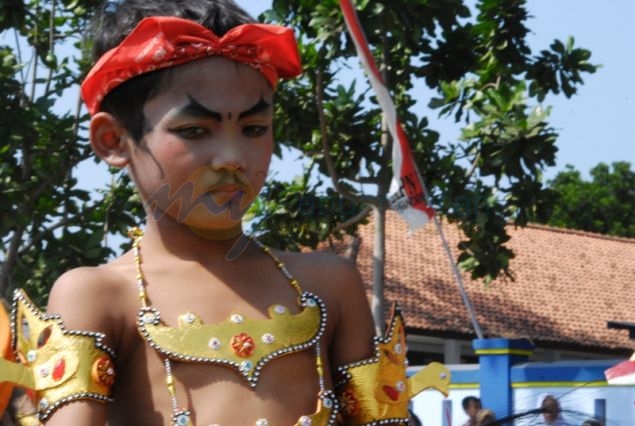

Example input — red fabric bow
[81,16,302,116]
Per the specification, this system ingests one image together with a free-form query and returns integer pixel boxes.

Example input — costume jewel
[130,230,337,426]
[335,307,451,425]
[0,290,115,422]
[138,293,325,385]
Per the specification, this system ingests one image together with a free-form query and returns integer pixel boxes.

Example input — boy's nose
[210,135,246,172]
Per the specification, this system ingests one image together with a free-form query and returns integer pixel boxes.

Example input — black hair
[90,0,255,142]
[462,396,481,411]
[540,394,561,415]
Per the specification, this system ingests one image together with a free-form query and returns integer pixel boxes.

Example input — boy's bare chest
[111,342,326,425]
[140,261,304,322]
[110,256,332,425]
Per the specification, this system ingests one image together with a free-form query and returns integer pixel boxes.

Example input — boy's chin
[185,222,244,242]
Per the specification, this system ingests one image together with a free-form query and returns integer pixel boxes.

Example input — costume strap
[335,307,450,425]
[0,290,116,422]
[81,16,302,115]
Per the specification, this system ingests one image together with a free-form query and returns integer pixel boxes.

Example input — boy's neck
[139,217,250,262]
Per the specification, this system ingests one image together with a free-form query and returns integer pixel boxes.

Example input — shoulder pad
[0,289,116,422]
[335,307,450,425]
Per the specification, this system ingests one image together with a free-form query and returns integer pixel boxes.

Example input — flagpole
[408,137,485,341]
[339,0,484,340]
[432,216,484,339]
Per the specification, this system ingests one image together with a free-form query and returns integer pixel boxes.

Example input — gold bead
[127,227,144,239]
[316,366,324,377]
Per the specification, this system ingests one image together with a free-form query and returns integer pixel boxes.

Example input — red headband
[81,16,302,116]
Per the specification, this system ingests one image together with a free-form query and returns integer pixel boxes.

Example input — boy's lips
[208,183,244,193]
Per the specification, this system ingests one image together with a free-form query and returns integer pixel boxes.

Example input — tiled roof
[348,211,635,354]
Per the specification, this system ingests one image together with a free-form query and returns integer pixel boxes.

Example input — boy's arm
[328,259,375,369]
[43,400,108,425]
[40,268,118,425]
[328,258,450,425]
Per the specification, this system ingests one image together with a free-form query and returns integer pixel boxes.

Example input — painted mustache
[207,173,251,193]
[145,172,257,222]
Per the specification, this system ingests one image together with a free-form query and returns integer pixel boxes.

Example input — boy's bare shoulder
[278,250,363,289]
[46,253,136,346]
[276,250,370,317]
[277,250,375,366]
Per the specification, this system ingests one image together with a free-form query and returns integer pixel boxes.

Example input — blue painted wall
[410,339,633,426]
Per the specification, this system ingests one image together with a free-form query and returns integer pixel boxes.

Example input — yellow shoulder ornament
[335,307,450,425]
[0,290,116,422]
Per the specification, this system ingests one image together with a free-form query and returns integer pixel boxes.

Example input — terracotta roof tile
[348,211,635,354]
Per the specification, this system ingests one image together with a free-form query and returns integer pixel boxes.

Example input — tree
[0,0,141,306]
[0,0,597,320]
[248,0,596,328]
[543,162,635,237]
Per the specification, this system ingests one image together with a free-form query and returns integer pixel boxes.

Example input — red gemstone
[382,385,400,401]
[230,333,256,358]
[52,357,66,381]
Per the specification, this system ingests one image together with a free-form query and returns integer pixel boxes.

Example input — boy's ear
[89,112,131,168]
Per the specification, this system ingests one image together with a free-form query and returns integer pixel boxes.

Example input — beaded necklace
[130,231,336,426]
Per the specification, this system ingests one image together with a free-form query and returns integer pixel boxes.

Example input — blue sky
[239,0,634,181]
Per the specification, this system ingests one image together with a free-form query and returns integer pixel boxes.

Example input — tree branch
[16,216,76,259]
[356,176,381,185]
[29,0,41,102]
[465,151,481,180]
[44,0,57,96]
[315,68,377,206]
[337,205,372,230]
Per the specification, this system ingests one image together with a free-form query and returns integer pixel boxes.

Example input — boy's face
[128,57,274,238]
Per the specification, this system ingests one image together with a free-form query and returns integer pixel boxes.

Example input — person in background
[408,409,423,426]
[462,396,482,426]
[540,395,570,425]
[475,409,496,426]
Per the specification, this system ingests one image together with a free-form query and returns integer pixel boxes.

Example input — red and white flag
[339,0,435,231]
[605,353,635,385]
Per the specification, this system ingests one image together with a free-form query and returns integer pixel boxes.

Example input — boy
[1,1,449,424]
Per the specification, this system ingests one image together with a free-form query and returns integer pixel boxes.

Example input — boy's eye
[243,125,269,137]
[171,126,208,139]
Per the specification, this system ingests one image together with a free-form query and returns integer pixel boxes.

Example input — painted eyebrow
[176,95,271,122]
[238,98,271,120]
[177,96,222,122]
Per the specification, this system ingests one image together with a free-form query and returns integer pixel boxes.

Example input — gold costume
[0,236,449,425]
[336,308,450,425]
[0,290,115,423]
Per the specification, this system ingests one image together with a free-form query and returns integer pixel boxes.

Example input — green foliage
[0,0,599,306]
[249,174,367,251]
[262,0,596,283]
[543,162,635,238]
[0,0,140,305]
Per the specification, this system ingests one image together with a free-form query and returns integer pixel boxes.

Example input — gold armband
[0,290,115,422]
[335,307,450,425]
